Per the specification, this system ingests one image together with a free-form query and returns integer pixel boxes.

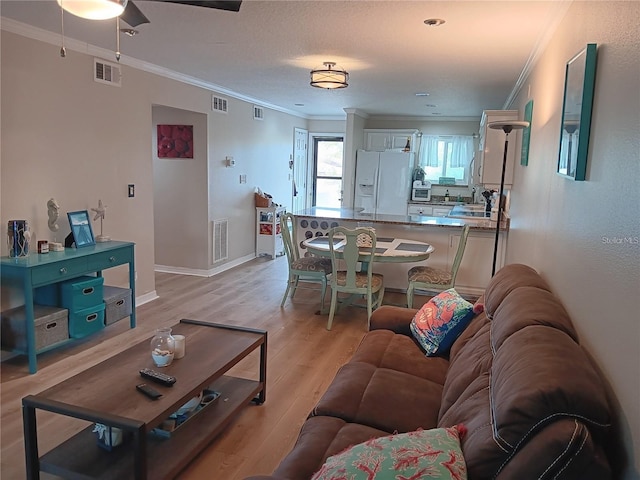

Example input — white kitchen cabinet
[407,204,432,216]
[475,110,519,188]
[364,129,418,153]
[256,206,285,259]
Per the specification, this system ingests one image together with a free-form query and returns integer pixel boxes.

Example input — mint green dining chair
[406,224,470,308]
[280,213,332,311]
[327,226,385,330]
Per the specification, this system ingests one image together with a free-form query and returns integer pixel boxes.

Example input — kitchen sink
[448,204,490,219]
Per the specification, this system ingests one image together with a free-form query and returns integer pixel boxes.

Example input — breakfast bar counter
[294,207,507,231]
[293,207,508,295]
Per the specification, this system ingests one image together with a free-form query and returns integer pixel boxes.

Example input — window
[313,137,344,208]
[419,135,474,185]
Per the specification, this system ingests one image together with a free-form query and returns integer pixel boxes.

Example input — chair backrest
[280,213,300,265]
[450,224,471,284]
[328,226,377,293]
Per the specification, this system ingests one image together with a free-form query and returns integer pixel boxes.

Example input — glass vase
[150,327,175,367]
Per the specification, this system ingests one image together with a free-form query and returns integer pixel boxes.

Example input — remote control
[136,383,163,400]
[139,368,176,387]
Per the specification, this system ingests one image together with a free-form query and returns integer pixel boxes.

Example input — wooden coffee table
[22,320,267,480]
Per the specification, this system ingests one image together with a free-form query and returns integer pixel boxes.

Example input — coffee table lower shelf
[38,376,262,480]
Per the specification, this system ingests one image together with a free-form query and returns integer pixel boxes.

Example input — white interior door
[292,128,308,213]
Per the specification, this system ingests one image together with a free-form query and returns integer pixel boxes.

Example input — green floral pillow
[311,425,467,480]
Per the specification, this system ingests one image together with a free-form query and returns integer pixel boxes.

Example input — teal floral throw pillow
[311,425,467,480]
[410,289,475,356]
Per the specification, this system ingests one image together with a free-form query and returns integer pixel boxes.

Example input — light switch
[128,184,135,197]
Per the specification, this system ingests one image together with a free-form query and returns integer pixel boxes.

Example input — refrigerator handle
[374,165,380,211]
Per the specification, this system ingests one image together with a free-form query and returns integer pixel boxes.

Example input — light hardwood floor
[1,255,426,480]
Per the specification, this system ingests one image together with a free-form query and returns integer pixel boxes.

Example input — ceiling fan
[57,0,242,27]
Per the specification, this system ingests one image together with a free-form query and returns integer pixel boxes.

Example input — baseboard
[154,253,256,278]
[136,290,159,306]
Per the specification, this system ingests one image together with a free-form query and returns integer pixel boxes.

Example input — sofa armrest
[369,305,418,335]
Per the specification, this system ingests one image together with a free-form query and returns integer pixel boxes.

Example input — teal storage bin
[34,284,60,306]
[61,276,104,311]
[69,303,105,339]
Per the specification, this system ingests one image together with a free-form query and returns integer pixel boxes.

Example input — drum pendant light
[310,62,349,89]
[57,0,128,20]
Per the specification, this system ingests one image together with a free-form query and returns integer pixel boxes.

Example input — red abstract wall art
[157,125,194,158]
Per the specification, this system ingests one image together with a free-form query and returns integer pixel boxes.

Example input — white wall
[507,2,640,477]
[1,30,308,305]
[153,106,209,270]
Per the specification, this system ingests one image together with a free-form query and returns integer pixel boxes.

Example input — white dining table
[302,235,435,263]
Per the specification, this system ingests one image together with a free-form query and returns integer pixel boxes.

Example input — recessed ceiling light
[424,18,445,27]
[294,103,304,107]
[120,28,139,36]
[425,104,437,108]
[415,92,430,97]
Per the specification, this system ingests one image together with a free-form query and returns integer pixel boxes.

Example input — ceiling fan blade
[152,0,242,12]
[121,1,150,27]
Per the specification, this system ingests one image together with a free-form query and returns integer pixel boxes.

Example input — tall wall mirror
[557,43,598,181]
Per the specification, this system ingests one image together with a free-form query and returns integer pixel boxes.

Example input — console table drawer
[31,259,87,285]
[87,249,133,271]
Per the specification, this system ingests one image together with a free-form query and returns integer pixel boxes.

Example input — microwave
[412,186,432,202]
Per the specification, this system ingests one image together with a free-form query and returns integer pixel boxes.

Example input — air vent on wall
[253,105,264,120]
[212,95,228,113]
[94,58,121,87]
[213,219,228,262]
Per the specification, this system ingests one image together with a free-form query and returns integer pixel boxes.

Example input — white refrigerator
[353,150,414,215]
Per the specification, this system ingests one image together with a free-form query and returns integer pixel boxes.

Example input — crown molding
[503,0,573,109]
[1,17,310,120]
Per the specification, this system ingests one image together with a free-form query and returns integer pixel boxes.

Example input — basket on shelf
[255,193,270,208]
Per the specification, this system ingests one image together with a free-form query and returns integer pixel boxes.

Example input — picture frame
[520,100,534,166]
[157,124,194,158]
[67,210,95,248]
[557,43,597,181]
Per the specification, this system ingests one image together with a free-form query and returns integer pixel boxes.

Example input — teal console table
[1,241,135,373]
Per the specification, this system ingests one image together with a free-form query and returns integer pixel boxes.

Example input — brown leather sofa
[246,264,613,479]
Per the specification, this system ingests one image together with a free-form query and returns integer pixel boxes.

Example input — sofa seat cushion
[271,416,390,480]
[438,320,493,421]
[312,361,443,433]
[350,330,449,385]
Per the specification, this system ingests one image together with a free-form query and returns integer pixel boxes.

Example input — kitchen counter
[294,207,507,231]
[293,207,508,295]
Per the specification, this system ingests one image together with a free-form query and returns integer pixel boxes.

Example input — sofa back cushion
[483,263,551,318]
[491,286,579,350]
[438,266,611,478]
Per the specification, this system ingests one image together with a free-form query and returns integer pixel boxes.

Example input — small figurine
[47,198,60,232]
[91,199,111,242]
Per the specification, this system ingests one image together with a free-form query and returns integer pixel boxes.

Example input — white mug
[173,334,186,359]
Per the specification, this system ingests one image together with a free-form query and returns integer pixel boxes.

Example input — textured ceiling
[0,0,567,119]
